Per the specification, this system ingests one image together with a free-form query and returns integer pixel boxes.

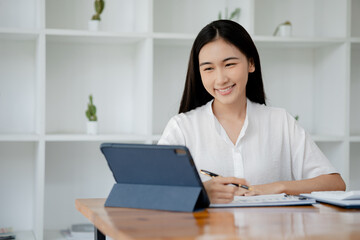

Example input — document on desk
[300,191,360,208]
[210,193,316,208]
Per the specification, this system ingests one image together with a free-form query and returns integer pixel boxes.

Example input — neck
[212,97,247,120]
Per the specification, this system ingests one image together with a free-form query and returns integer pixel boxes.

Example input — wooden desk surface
[75,198,360,240]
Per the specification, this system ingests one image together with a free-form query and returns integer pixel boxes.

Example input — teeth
[218,85,233,92]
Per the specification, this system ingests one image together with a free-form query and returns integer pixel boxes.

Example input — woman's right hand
[203,177,251,204]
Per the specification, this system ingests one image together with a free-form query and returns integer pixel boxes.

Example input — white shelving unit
[0,0,359,239]
[350,0,360,192]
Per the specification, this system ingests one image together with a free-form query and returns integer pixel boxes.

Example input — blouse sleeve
[158,116,186,146]
[286,112,338,180]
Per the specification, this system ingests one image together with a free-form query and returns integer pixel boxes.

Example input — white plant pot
[278,25,292,37]
[86,121,98,135]
[88,20,100,31]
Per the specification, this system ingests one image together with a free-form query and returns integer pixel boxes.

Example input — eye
[225,63,236,67]
[203,67,214,71]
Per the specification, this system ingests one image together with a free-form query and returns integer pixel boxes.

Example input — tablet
[100,143,210,212]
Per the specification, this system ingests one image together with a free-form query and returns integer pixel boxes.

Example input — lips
[216,84,235,95]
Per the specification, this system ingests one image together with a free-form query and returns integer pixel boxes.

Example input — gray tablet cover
[100,143,210,212]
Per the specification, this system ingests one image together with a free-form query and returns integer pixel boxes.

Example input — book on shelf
[0,227,15,240]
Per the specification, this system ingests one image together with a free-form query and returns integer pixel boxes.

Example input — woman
[158,20,345,204]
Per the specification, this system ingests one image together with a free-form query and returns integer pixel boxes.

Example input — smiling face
[199,37,255,108]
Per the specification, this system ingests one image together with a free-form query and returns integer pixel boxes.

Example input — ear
[248,58,255,73]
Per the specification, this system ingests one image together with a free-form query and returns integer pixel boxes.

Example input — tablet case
[100,143,210,212]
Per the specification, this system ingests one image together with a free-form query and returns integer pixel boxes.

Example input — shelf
[44,141,114,230]
[45,134,150,142]
[153,32,195,45]
[261,42,346,137]
[254,0,347,38]
[0,37,37,134]
[253,36,345,48]
[0,133,344,143]
[0,134,39,142]
[0,143,36,235]
[350,136,360,142]
[152,42,190,134]
[351,38,360,44]
[46,0,150,33]
[46,28,148,44]
[152,34,346,48]
[45,39,151,135]
[0,0,37,30]
[0,28,39,40]
[153,0,252,35]
[311,135,345,142]
[1,1,358,239]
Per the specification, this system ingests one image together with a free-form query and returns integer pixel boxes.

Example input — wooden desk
[75,198,360,240]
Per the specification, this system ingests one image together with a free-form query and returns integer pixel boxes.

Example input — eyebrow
[199,57,239,67]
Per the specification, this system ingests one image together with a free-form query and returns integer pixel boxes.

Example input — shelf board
[253,36,345,48]
[0,133,345,143]
[350,136,360,142]
[152,33,345,48]
[351,39,360,49]
[44,133,151,142]
[153,32,195,45]
[0,28,39,40]
[0,134,39,142]
[311,135,345,142]
[351,37,360,43]
[46,28,149,44]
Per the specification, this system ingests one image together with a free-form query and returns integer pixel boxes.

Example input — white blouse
[158,99,338,184]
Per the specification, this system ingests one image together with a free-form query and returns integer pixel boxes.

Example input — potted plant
[88,0,105,31]
[85,94,98,134]
[273,21,292,37]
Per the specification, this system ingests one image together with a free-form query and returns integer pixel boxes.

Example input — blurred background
[0,0,359,239]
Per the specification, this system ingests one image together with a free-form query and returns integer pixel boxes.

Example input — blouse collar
[206,98,251,147]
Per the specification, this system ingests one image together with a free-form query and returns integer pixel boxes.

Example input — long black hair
[179,20,266,113]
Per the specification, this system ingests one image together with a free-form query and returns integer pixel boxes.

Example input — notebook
[300,191,360,208]
[211,193,316,208]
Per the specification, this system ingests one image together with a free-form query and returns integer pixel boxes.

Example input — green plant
[91,0,105,21]
[218,8,241,21]
[86,95,98,121]
[273,21,292,36]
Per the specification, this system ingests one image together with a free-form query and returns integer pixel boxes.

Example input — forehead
[199,38,244,61]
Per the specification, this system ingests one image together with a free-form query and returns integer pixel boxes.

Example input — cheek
[230,68,249,83]
[200,73,211,88]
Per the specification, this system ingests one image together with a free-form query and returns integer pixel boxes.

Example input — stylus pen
[200,169,252,190]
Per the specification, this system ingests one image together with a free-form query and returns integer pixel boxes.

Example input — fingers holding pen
[220,176,253,195]
[203,176,252,203]
[204,177,237,203]
[226,177,251,189]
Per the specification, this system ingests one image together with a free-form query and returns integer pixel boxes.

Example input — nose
[215,68,229,85]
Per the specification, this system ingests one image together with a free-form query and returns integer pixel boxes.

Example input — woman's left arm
[247,173,346,196]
